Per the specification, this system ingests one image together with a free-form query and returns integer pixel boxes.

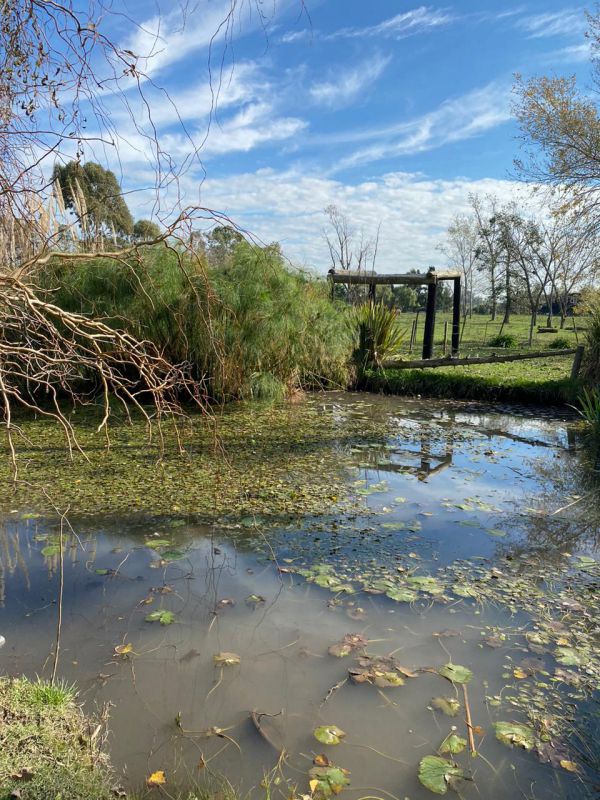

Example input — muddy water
[0,394,598,799]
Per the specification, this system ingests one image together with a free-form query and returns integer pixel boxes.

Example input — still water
[1,394,598,798]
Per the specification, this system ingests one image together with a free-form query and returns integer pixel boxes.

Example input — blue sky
[93,2,593,270]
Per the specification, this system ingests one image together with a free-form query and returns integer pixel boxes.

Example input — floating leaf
[114,643,133,656]
[146,770,166,787]
[559,760,579,773]
[95,568,111,575]
[308,764,350,799]
[418,755,466,795]
[431,697,460,717]
[452,584,479,599]
[439,663,473,684]
[555,646,584,666]
[494,721,536,750]
[144,539,171,549]
[349,655,417,687]
[245,594,265,605]
[161,549,186,561]
[213,652,241,666]
[438,733,467,755]
[406,575,443,595]
[385,587,418,603]
[328,634,367,658]
[314,725,346,745]
[145,610,175,626]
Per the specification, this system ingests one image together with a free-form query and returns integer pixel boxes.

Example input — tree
[513,9,600,233]
[133,220,162,242]
[470,195,503,320]
[323,205,381,273]
[439,215,479,317]
[205,225,244,266]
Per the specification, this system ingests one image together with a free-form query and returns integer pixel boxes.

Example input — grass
[360,355,580,405]
[0,676,113,800]
[397,311,585,355]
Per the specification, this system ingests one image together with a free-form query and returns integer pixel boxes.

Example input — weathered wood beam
[328,269,462,286]
[381,348,580,370]
[422,283,437,359]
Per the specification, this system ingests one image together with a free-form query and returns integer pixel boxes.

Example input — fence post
[451,277,461,355]
[422,283,437,359]
[570,345,585,380]
[443,321,448,354]
[409,318,417,353]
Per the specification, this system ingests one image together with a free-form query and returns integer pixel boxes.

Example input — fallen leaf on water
[146,770,166,787]
[114,643,133,656]
[328,633,367,658]
[438,732,467,755]
[559,760,579,773]
[213,652,241,666]
[308,764,350,799]
[145,610,175,626]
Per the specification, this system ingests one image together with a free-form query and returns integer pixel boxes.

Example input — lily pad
[431,697,460,717]
[349,655,417,687]
[313,725,346,745]
[494,721,536,751]
[439,663,473,684]
[438,733,467,755]
[406,575,444,595]
[385,587,418,603]
[145,610,175,625]
[555,646,584,666]
[418,755,466,795]
[308,764,350,799]
[328,633,367,658]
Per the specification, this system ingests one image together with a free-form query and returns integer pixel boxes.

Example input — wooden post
[571,345,584,380]
[422,283,437,359]
[368,282,376,302]
[442,321,448,354]
[451,277,461,355]
[409,318,417,353]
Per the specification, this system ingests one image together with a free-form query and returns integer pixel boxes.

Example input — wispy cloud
[194,168,532,272]
[328,83,511,172]
[329,6,454,40]
[309,55,391,109]
[516,8,586,38]
[200,102,307,156]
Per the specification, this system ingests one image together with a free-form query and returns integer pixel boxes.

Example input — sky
[90,1,594,272]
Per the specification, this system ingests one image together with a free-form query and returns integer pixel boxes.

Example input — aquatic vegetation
[418,755,468,795]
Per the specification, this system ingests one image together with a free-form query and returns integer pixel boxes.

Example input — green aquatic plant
[575,386,600,434]
[351,299,405,368]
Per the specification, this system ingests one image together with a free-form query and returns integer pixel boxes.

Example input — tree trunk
[528,310,536,346]
[502,262,511,325]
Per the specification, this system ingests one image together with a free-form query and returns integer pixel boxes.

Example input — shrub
[42,242,353,401]
[487,333,518,348]
[548,336,572,350]
[582,306,600,385]
[351,300,405,368]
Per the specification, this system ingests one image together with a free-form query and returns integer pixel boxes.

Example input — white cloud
[309,55,391,108]
[199,102,307,155]
[193,168,531,272]
[327,83,511,172]
[123,0,296,78]
[516,9,586,38]
[329,6,453,41]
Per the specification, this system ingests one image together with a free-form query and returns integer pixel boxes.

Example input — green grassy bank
[0,677,114,800]
[360,355,580,406]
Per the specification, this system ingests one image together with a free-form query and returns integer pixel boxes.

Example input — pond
[1,394,599,799]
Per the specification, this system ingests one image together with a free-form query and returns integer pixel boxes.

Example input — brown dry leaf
[146,770,166,787]
[313,755,331,767]
[114,643,133,656]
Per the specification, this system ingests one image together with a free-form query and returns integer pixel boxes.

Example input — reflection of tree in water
[496,432,600,560]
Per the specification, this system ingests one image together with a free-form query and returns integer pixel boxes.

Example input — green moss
[0,677,113,800]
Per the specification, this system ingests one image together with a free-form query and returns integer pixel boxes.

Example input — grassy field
[361,312,586,405]
[398,312,585,355]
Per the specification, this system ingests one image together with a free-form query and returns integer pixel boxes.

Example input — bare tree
[439,214,479,317]
[323,205,380,272]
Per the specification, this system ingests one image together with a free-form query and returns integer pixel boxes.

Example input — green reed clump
[351,300,405,369]
[576,386,600,435]
[41,241,352,401]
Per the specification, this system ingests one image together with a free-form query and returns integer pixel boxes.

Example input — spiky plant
[351,300,405,369]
